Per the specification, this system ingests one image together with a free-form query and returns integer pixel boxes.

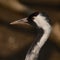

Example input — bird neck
[25,27,51,60]
[25,14,52,60]
[36,28,51,50]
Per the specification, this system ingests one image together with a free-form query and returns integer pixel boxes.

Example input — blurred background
[0,0,60,60]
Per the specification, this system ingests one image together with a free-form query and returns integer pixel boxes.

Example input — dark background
[0,0,60,60]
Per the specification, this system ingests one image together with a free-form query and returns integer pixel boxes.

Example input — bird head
[27,11,51,29]
[10,11,51,30]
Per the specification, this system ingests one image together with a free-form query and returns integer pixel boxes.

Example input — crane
[10,11,52,60]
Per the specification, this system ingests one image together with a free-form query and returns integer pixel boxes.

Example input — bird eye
[27,11,39,22]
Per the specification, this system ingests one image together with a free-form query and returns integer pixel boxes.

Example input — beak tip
[10,22,13,24]
[10,21,18,25]
[10,18,28,25]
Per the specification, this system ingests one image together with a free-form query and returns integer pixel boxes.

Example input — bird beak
[10,18,30,25]
[10,18,33,30]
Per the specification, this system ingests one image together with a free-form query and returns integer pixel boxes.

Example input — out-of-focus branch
[0,0,28,12]
[21,0,60,5]
[50,23,60,47]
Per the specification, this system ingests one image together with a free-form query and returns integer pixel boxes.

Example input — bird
[10,11,52,60]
